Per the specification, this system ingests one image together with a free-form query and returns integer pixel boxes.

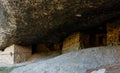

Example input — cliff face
[0,0,120,49]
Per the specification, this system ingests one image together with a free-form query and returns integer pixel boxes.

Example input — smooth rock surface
[10,46,120,73]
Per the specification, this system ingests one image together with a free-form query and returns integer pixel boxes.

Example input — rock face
[0,0,120,49]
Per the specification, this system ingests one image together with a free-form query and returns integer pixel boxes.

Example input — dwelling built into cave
[0,45,31,64]
[0,0,120,64]
[62,20,120,53]
[0,20,120,64]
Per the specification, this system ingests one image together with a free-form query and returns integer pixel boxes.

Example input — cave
[0,0,120,65]
[62,20,120,53]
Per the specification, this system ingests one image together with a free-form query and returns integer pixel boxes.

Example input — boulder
[10,46,120,73]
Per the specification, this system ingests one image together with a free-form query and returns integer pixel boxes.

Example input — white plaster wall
[0,45,14,64]
[0,44,32,64]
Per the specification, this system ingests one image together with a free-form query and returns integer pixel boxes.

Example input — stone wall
[28,44,61,61]
[14,45,32,64]
[107,20,120,46]
[80,33,106,48]
[0,45,32,64]
[62,32,107,53]
[62,32,81,53]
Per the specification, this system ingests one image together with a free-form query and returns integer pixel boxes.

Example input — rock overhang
[0,0,120,49]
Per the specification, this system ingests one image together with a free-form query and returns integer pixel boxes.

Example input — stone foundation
[107,20,120,46]
[0,45,32,64]
[62,32,81,53]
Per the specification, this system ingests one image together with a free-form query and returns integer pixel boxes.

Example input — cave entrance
[88,33,107,47]
[29,43,61,61]
[82,32,107,48]
[87,25,107,47]
[80,24,107,48]
[89,33,96,47]
[62,25,107,53]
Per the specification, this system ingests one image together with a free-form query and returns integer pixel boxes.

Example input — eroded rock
[0,0,120,49]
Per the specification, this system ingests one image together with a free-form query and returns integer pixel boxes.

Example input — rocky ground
[1,46,120,73]
[86,63,120,73]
